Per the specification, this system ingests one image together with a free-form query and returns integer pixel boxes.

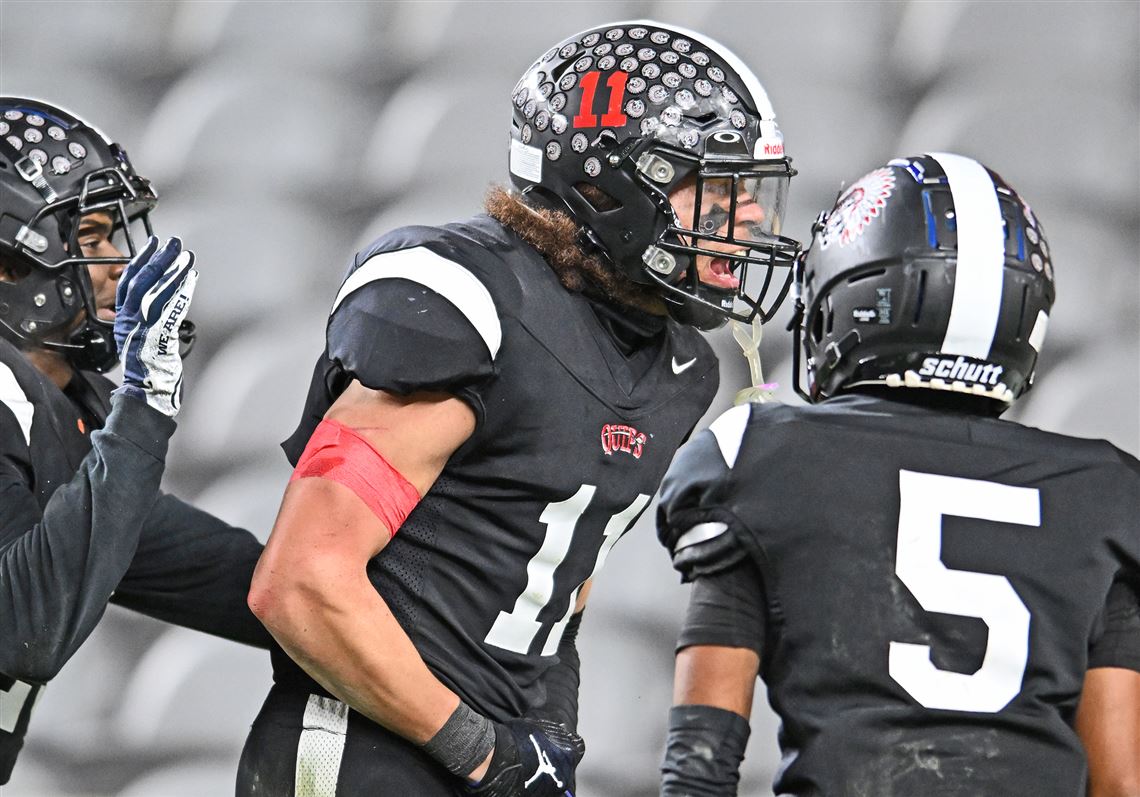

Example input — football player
[242,20,800,797]
[0,96,269,784]
[657,153,1140,795]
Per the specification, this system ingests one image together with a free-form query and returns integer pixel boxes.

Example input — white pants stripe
[295,694,350,797]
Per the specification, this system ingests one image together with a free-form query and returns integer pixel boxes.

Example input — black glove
[466,718,585,797]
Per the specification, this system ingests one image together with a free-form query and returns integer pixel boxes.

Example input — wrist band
[422,700,496,778]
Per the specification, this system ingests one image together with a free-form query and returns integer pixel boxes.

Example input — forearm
[0,395,172,681]
[111,493,270,648]
[255,564,459,744]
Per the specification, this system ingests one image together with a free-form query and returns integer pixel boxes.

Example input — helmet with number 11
[508,21,800,330]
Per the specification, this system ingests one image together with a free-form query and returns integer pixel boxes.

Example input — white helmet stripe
[928,152,1005,359]
[624,20,776,119]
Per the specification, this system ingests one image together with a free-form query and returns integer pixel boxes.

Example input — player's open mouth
[703,256,740,290]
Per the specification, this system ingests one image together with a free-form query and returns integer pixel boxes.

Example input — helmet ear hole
[912,269,927,325]
[810,298,826,344]
[574,182,621,212]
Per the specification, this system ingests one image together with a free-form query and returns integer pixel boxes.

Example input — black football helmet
[792,153,1055,414]
[0,96,157,372]
[508,21,800,330]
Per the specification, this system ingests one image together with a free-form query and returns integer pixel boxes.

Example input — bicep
[672,559,767,718]
[262,382,476,570]
[674,645,760,719]
[323,380,475,496]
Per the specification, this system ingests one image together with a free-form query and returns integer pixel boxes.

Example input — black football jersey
[278,215,718,720]
[658,394,1140,796]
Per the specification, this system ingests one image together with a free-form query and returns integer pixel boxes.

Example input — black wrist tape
[661,704,751,795]
[421,700,496,778]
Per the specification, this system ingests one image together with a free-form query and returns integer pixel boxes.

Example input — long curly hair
[484,185,667,317]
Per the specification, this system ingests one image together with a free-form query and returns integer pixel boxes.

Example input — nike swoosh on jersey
[672,356,697,374]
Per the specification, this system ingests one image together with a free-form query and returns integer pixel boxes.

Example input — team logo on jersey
[819,167,896,249]
[601,423,647,459]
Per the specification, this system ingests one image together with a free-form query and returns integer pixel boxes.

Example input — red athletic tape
[290,419,421,539]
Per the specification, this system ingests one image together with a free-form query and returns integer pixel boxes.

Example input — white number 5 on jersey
[889,469,1039,713]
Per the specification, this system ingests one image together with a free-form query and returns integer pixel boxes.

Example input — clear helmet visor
[689,171,790,245]
[654,161,799,326]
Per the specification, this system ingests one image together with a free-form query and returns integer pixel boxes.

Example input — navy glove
[467,718,585,797]
[114,236,198,417]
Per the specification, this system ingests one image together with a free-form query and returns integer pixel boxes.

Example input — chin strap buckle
[15,155,58,204]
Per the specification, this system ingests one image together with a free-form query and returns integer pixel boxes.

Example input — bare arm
[674,644,760,718]
[247,381,479,751]
[1077,667,1140,797]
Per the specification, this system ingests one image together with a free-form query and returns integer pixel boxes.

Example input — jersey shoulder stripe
[334,244,502,359]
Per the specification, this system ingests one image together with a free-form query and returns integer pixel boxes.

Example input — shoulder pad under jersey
[657,403,754,581]
[327,226,502,395]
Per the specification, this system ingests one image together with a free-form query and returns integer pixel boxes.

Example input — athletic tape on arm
[290,419,421,538]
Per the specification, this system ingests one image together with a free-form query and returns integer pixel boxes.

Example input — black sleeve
[677,557,767,656]
[0,394,173,684]
[657,409,753,582]
[528,610,583,732]
[1088,578,1140,672]
[327,249,497,396]
[111,493,271,649]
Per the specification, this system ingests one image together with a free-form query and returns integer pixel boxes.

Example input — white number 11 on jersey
[890,469,1039,713]
[484,485,650,655]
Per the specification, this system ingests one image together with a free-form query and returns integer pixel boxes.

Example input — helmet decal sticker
[819,168,896,250]
[505,22,800,328]
[47,125,66,140]
[23,127,42,143]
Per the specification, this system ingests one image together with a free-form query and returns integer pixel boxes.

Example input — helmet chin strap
[732,315,778,404]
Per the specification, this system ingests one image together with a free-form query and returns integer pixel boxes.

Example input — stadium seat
[136,65,379,206]
[358,69,508,204]
[110,627,271,756]
[0,1,181,79]
[21,607,167,763]
[1012,332,1140,457]
[117,755,243,797]
[888,0,1138,92]
[171,309,329,475]
[139,197,351,337]
[186,453,294,544]
[188,1,394,85]
[894,80,1138,211]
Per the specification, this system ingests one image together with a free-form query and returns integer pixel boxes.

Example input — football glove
[114,236,198,417]
[466,718,585,797]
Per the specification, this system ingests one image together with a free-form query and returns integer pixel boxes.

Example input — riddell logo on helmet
[601,424,647,459]
[918,356,1004,386]
[757,141,784,157]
